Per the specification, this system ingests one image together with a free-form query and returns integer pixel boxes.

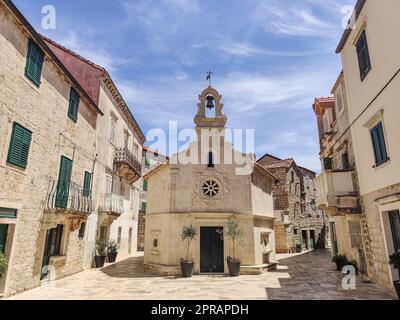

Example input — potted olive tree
[225,219,242,277]
[94,240,107,268]
[107,241,119,263]
[0,253,8,279]
[180,225,197,278]
[389,250,400,300]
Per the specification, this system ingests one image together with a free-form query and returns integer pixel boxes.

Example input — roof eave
[4,0,103,116]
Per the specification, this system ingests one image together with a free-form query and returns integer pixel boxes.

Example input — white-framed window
[130,189,136,209]
[106,174,112,194]
[124,131,129,149]
[109,115,117,145]
[133,142,139,159]
[323,108,333,133]
[335,85,344,114]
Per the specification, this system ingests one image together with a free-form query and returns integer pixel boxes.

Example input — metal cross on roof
[206,70,213,86]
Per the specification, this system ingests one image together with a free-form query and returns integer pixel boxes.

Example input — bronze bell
[206,96,215,110]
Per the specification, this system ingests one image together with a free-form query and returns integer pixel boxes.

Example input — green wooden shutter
[83,171,92,197]
[370,122,388,165]
[145,156,150,167]
[323,158,333,171]
[356,31,371,80]
[141,202,147,211]
[143,180,148,191]
[7,123,32,169]
[68,88,80,122]
[25,40,44,87]
[55,156,73,209]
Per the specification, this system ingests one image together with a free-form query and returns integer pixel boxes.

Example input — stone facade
[42,37,146,265]
[0,2,145,297]
[258,155,327,253]
[314,0,400,290]
[144,86,277,275]
[313,82,368,276]
[137,147,168,251]
[0,2,101,296]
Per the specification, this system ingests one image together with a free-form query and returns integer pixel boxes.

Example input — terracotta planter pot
[107,252,118,263]
[394,281,400,300]
[180,261,194,278]
[227,260,241,277]
[94,255,106,268]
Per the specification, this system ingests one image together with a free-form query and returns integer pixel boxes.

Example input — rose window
[202,179,220,198]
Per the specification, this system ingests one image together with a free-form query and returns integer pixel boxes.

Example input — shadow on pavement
[265,249,397,300]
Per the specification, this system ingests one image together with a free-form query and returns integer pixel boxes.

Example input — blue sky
[13,0,356,171]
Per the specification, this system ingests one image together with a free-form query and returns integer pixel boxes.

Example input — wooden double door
[200,227,224,273]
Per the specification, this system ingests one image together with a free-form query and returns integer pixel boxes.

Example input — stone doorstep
[240,262,279,275]
[144,262,279,276]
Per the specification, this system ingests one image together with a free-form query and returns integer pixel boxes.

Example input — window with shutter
[143,180,148,191]
[142,202,147,212]
[68,88,80,122]
[323,158,333,171]
[55,156,73,209]
[48,224,64,256]
[356,30,372,81]
[83,171,92,197]
[25,40,44,87]
[145,155,150,167]
[370,122,388,166]
[7,123,32,169]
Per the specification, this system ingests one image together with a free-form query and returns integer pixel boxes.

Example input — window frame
[83,171,92,197]
[370,121,389,167]
[356,30,372,81]
[109,115,117,145]
[68,88,80,122]
[25,39,44,87]
[7,122,33,169]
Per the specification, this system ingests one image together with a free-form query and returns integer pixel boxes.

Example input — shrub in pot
[296,243,303,253]
[107,241,119,263]
[0,253,8,279]
[180,225,197,278]
[389,250,400,300]
[332,254,348,271]
[94,240,107,268]
[223,219,242,277]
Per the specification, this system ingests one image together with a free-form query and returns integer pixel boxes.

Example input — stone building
[313,83,367,276]
[0,1,103,296]
[143,86,277,275]
[42,37,146,263]
[137,146,168,251]
[314,0,400,290]
[258,155,327,253]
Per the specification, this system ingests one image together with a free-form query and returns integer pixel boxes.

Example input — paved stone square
[7,250,397,300]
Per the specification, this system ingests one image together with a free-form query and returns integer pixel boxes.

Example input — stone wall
[137,149,168,251]
[0,3,98,296]
[360,182,400,288]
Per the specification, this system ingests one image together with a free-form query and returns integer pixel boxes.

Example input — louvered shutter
[68,88,80,121]
[7,123,32,168]
[25,40,44,87]
[356,31,371,80]
[55,156,73,209]
[83,171,92,197]
[370,122,388,165]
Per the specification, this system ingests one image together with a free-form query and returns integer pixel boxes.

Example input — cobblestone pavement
[8,250,397,300]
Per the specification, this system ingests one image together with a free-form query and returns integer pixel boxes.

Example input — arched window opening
[208,152,214,168]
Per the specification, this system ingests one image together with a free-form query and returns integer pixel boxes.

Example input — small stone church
[143,86,277,275]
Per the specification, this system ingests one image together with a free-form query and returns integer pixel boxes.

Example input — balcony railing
[316,170,360,215]
[114,147,142,184]
[98,193,124,216]
[45,179,93,215]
